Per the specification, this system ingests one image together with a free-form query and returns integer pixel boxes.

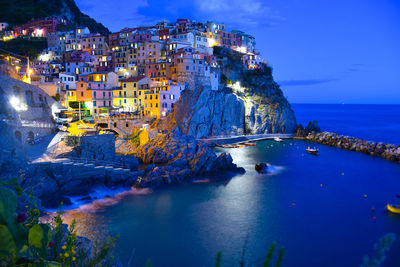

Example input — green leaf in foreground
[28,224,44,248]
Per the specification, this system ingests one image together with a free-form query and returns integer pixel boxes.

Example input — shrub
[0,179,116,266]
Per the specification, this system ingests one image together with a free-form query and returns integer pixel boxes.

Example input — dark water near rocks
[67,105,400,267]
[292,104,400,145]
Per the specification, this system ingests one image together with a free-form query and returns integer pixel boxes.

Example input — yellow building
[114,76,150,112]
[63,89,77,110]
[142,91,160,117]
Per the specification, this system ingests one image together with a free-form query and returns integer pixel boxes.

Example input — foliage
[361,233,396,267]
[0,0,109,35]
[129,128,141,146]
[64,135,80,147]
[0,180,116,266]
[215,252,222,267]
[220,73,228,85]
[0,37,47,58]
[52,93,61,101]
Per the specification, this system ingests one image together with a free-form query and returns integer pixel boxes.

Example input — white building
[194,31,212,55]
[0,22,8,31]
[59,73,77,90]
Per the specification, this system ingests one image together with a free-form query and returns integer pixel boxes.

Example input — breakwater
[300,131,400,162]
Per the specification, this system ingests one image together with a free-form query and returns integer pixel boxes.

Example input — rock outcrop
[295,120,321,138]
[23,161,142,208]
[173,47,297,138]
[129,131,245,186]
[174,86,245,138]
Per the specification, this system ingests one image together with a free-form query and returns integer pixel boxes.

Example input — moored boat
[244,142,256,146]
[386,204,400,214]
[274,137,283,142]
[306,147,319,155]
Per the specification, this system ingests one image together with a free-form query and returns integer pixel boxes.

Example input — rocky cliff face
[174,87,245,138]
[243,80,297,134]
[173,48,297,138]
[130,131,244,186]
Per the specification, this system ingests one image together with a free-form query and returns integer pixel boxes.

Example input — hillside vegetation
[0,0,109,35]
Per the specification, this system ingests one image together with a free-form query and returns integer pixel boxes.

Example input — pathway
[199,133,294,145]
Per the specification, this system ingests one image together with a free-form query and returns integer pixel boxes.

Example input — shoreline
[36,130,399,211]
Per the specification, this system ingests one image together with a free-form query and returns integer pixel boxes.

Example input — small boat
[386,204,400,214]
[274,137,283,142]
[306,147,319,155]
[221,144,238,148]
[244,143,256,146]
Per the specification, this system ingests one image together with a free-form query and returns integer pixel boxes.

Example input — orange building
[76,81,92,101]
[75,81,94,116]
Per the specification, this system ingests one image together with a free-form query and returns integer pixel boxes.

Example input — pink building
[159,82,184,116]
[88,81,113,115]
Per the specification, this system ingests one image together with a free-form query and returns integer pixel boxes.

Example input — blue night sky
[76,0,400,104]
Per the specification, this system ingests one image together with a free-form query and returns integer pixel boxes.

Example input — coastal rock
[174,86,245,138]
[131,133,244,186]
[295,121,321,138]
[304,131,400,163]
[114,154,139,171]
[255,163,269,174]
[305,120,321,134]
[294,124,306,137]
[173,48,297,139]
[145,164,156,172]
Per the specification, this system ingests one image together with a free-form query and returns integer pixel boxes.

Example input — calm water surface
[68,140,400,267]
[292,104,400,145]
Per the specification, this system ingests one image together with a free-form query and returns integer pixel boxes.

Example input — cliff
[173,48,297,138]
[0,0,109,35]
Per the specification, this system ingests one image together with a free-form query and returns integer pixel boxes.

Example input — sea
[63,104,400,267]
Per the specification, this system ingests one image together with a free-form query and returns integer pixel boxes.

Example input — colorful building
[14,17,66,37]
[113,76,150,112]
[89,81,113,116]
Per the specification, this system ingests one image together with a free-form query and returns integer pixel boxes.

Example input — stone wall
[79,134,115,161]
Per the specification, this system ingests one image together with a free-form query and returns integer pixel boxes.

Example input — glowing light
[35,28,43,36]
[208,38,217,47]
[85,101,93,109]
[236,46,247,53]
[233,82,241,90]
[10,96,20,110]
[39,54,50,62]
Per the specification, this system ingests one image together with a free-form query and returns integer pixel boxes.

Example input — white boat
[274,137,283,142]
[306,147,319,155]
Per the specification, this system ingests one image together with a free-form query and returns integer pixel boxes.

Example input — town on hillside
[0,17,265,137]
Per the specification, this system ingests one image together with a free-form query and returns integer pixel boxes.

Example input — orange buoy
[292,203,296,206]
[373,216,376,220]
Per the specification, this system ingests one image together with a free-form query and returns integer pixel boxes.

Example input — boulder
[255,163,269,174]
[304,120,321,134]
